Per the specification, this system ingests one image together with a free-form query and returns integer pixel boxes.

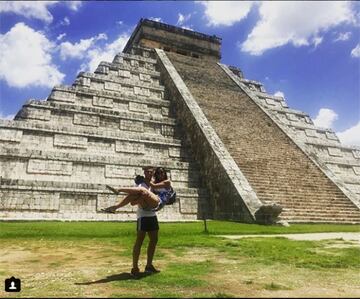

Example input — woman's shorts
[137,216,159,232]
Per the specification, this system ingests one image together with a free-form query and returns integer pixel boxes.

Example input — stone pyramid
[0,18,359,224]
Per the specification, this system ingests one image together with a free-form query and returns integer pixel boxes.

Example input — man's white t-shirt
[136,182,156,219]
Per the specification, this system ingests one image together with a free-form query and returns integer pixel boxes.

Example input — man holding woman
[104,166,172,277]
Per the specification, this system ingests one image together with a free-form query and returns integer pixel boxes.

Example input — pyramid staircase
[0,47,209,221]
[164,51,360,224]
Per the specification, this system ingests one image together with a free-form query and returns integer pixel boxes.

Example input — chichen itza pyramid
[0,19,359,224]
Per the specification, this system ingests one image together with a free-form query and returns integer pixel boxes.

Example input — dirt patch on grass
[1,239,359,298]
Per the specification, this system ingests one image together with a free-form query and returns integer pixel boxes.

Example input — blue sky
[0,1,359,145]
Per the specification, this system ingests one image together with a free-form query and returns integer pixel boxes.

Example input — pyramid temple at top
[0,19,359,224]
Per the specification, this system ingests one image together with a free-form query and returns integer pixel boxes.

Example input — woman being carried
[103,167,173,213]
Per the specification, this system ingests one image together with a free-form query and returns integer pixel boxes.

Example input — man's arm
[150,179,171,189]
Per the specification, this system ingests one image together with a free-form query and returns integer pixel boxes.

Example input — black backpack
[166,187,177,205]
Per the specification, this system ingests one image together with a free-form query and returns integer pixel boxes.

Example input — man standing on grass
[131,166,160,277]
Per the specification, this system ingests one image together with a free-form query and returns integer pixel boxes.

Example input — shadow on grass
[75,271,155,285]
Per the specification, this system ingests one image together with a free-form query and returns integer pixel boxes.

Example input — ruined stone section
[124,19,222,61]
[221,64,360,210]
[0,47,209,221]
[156,49,282,224]
[166,52,360,224]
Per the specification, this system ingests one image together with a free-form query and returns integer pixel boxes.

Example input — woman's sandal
[106,185,120,195]
[100,206,117,213]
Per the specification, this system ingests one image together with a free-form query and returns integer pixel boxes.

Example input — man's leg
[145,230,160,272]
[132,228,146,273]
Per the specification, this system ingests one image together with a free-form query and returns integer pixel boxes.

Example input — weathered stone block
[129,102,148,113]
[305,129,318,137]
[104,81,121,91]
[169,147,181,158]
[93,96,113,108]
[139,73,151,82]
[73,113,100,127]
[0,129,23,142]
[54,134,88,149]
[120,119,144,132]
[286,113,299,122]
[115,140,145,154]
[105,165,136,178]
[161,107,169,116]
[0,191,60,211]
[328,147,342,157]
[134,86,150,97]
[27,159,73,175]
[119,70,131,78]
[23,108,51,121]
[179,198,197,214]
[161,125,174,137]
[50,90,76,103]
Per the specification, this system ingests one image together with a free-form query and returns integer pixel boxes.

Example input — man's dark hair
[135,175,145,185]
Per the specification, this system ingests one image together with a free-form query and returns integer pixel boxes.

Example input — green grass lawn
[1,220,359,239]
[0,221,359,298]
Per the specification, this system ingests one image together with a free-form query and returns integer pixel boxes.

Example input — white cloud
[200,1,255,26]
[59,33,107,60]
[181,25,194,31]
[312,36,323,48]
[80,34,130,72]
[177,13,191,26]
[0,1,82,23]
[60,16,70,26]
[337,121,360,147]
[117,20,124,26]
[57,33,66,41]
[274,91,284,98]
[241,2,355,55]
[0,1,57,23]
[351,43,360,58]
[0,112,15,120]
[65,1,82,11]
[149,17,162,22]
[313,108,338,129]
[334,31,352,42]
[0,23,64,88]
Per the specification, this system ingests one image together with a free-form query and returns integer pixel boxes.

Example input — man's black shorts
[137,216,159,232]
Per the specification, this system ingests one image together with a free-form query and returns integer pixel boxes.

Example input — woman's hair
[154,167,168,183]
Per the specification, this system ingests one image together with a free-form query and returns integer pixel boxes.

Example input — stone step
[98,60,160,78]
[125,46,157,60]
[78,71,164,91]
[280,217,360,224]
[15,107,180,140]
[114,52,158,65]
[0,147,195,170]
[280,214,360,223]
[17,101,177,126]
[48,87,172,118]
[0,119,184,147]
[49,85,170,107]
[263,199,357,208]
[47,93,172,119]
[280,211,360,218]
[0,131,192,164]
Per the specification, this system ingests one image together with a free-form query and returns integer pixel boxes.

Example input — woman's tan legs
[117,187,159,209]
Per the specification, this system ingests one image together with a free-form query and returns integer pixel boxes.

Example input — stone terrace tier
[166,52,360,224]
